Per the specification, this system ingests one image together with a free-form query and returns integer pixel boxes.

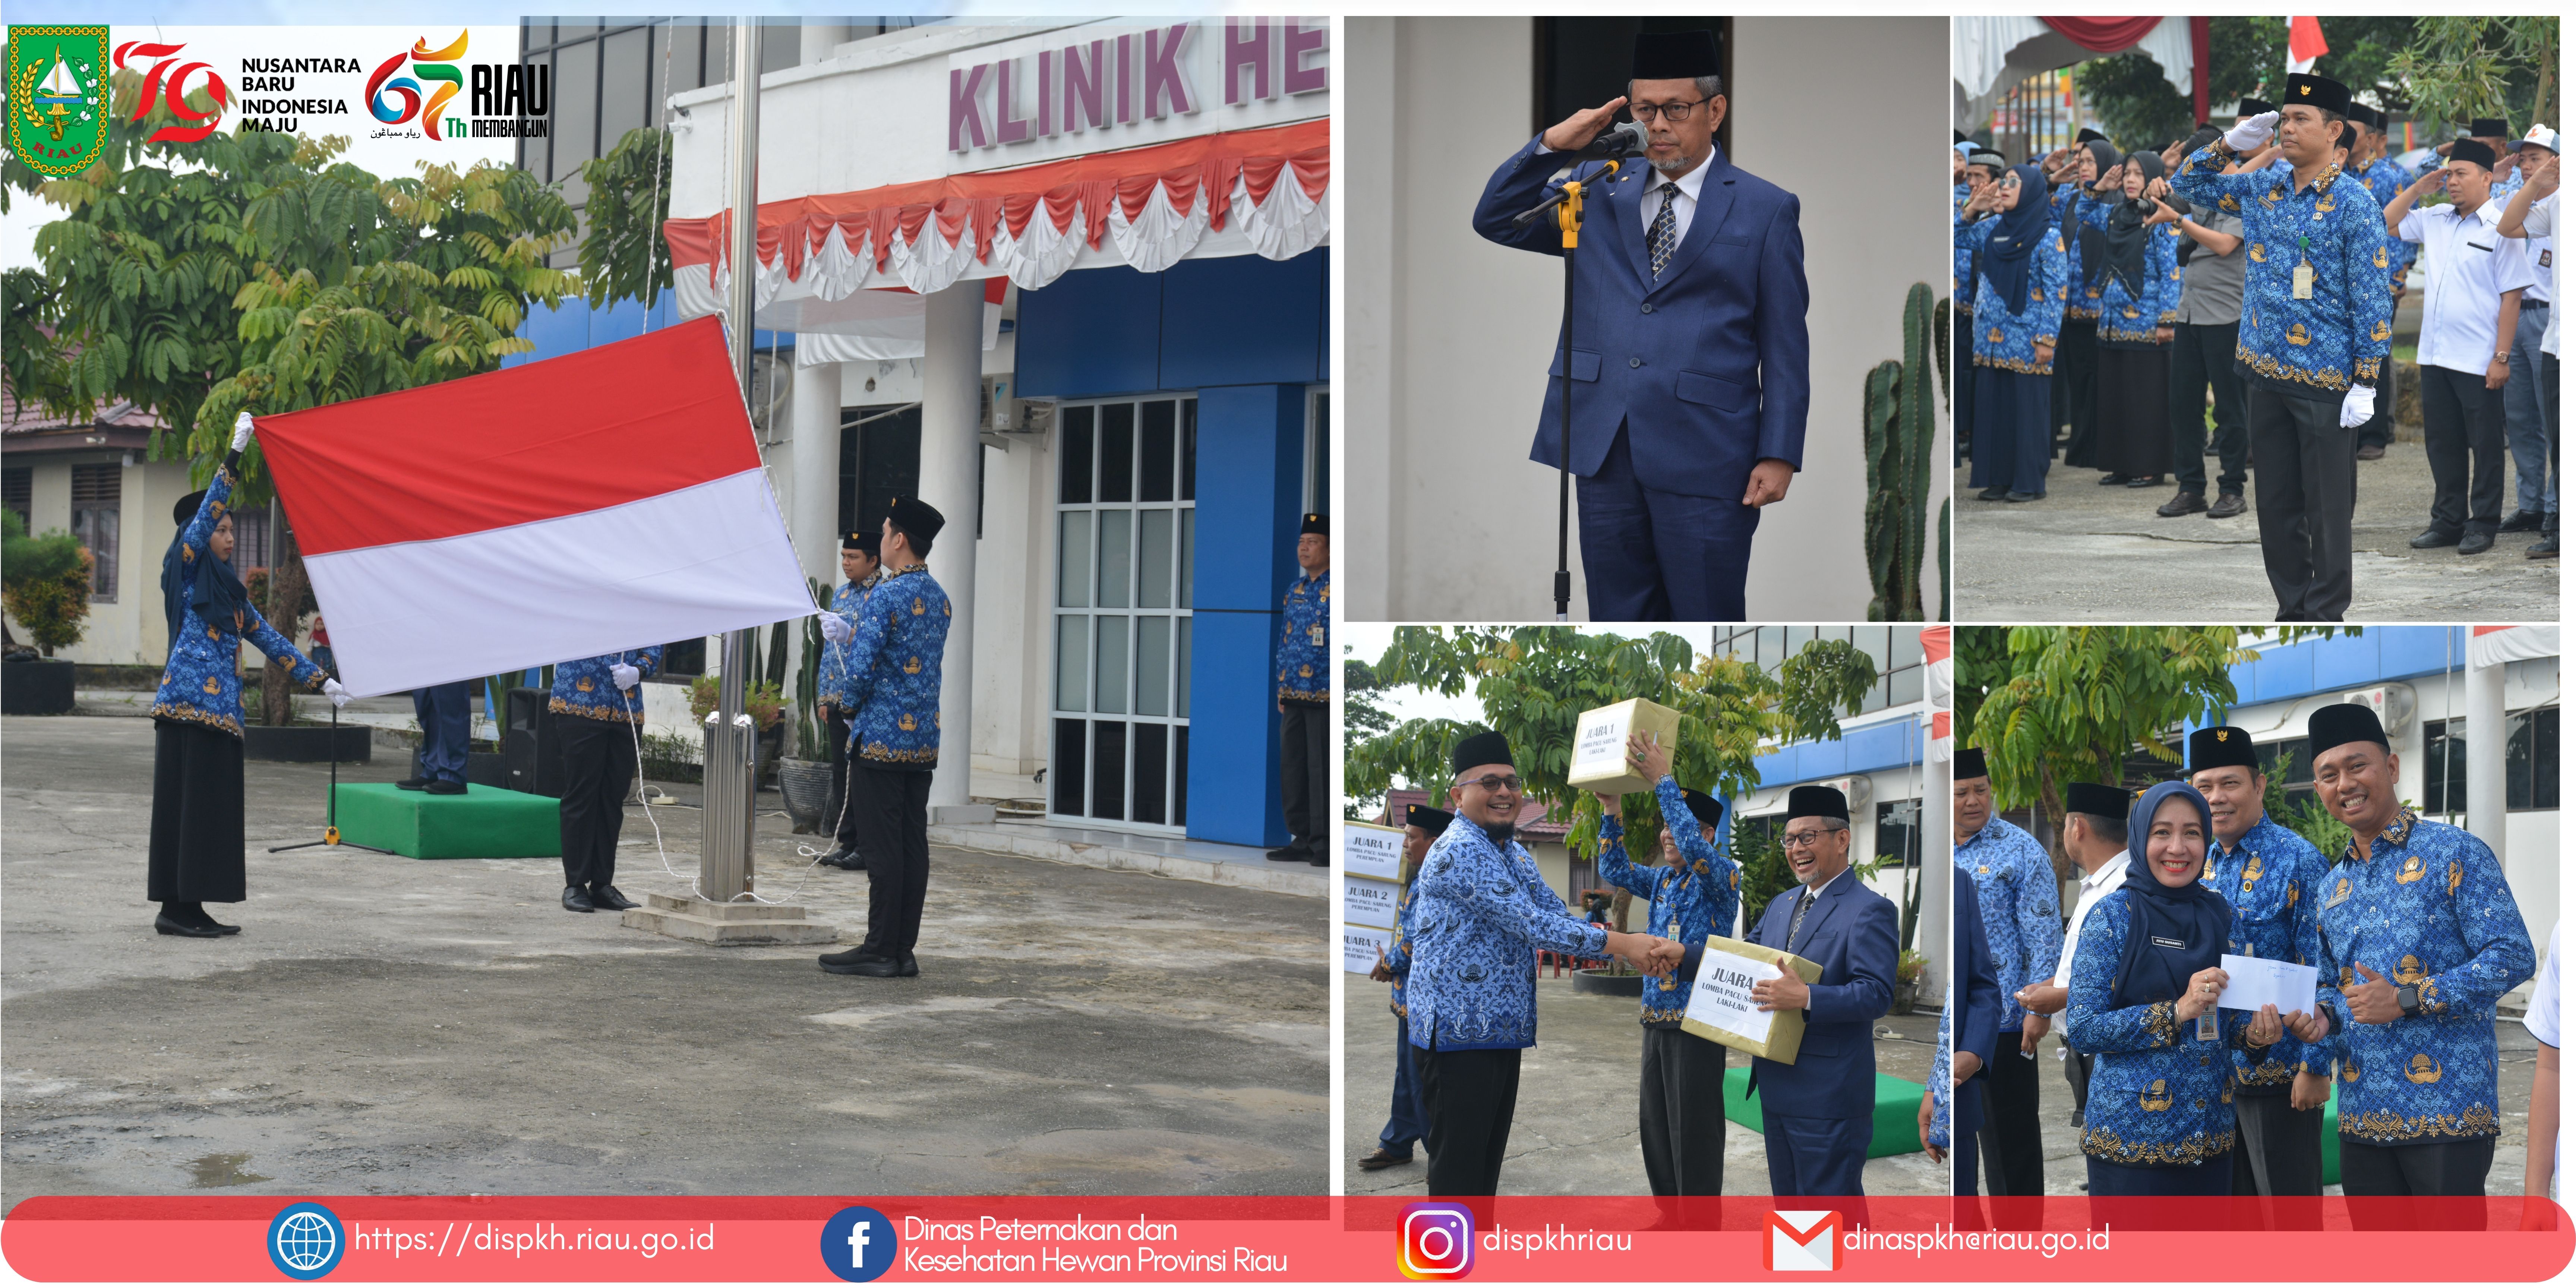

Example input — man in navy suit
[1948,865,2000,1203]
[1471,29,1809,623]
[1745,784,1898,1197]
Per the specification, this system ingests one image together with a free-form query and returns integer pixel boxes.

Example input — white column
[789,359,842,587]
[799,23,850,66]
[1918,747,1951,998]
[2466,659,2506,852]
[919,280,983,812]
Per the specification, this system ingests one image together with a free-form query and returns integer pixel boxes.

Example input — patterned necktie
[1650,182,1678,279]
[1788,887,1816,947]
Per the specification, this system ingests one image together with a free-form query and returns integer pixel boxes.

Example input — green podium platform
[1721,1066,1928,1160]
[330,782,561,859]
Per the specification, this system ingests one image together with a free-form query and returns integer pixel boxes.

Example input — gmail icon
[1764,1209,1841,1272]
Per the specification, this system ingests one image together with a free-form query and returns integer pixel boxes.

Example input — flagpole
[704,16,763,902]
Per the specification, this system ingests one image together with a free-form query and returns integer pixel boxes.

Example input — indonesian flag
[2287,17,2328,74]
[1922,626,1952,764]
[257,316,815,696]
[2469,624,2559,669]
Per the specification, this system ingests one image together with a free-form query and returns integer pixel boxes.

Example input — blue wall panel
[1014,265,1163,397]
[1159,250,1328,389]
[2229,627,2466,706]
[1185,384,1308,846]
[1754,716,1925,788]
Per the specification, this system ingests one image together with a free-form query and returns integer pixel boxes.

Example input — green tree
[577,126,676,312]
[1,510,93,656]
[2389,18,2558,139]
[2071,18,2417,150]
[2258,748,2355,861]
[1343,652,1398,821]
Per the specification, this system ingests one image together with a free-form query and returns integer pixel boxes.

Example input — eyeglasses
[1456,774,1525,794]
[1783,830,1833,851]
[1629,99,1708,123]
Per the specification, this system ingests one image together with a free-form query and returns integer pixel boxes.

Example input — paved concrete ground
[0,714,1327,1206]
[1954,433,2558,623]
[1342,970,1945,1196]
[1982,1023,2536,1195]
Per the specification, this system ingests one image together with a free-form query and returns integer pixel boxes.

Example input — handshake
[1608,931,1687,978]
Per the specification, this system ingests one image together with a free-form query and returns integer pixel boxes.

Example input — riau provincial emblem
[7,26,110,176]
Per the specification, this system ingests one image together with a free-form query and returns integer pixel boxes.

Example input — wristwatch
[2397,982,2422,1016]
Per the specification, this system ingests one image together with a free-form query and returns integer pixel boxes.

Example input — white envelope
[1767,1209,1840,1272]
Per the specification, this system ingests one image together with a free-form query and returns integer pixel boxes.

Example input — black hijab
[1978,164,2053,318]
[2083,150,2167,299]
[2108,782,2235,1011]
[161,490,255,641]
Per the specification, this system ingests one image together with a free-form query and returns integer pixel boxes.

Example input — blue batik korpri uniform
[2169,146,2394,399]
[836,564,950,768]
[151,461,328,737]
[1960,169,2073,496]
[1959,813,2066,1033]
[1595,777,1741,1024]
[2314,810,2534,1162]
[549,647,662,725]
[2203,816,2333,1090]
[2073,198,2184,344]
[814,573,877,719]
[1374,877,1427,1161]
[1274,569,1329,704]
[548,643,663,902]
[1600,777,1742,1197]
[1958,216,2072,372]
[1275,561,1330,863]
[2065,887,2266,1171]
[1406,814,1610,1052]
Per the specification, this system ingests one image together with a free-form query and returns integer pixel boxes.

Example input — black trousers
[2229,1092,2324,1206]
[2170,321,2248,495]
[850,763,932,956]
[2341,1136,2496,1229]
[1279,701,1328,861]
[2247,384,2356,621]
[1954,309,1979,466]
[1638,1025,1726,1196]
[2419,363,2508,537]
[148,719,247,904]
[1976,1036,2044,1226]
[2059,316,2102,466]
[2065,1048,2094,1127]
[1415,1042,1521,1197]
[825,710,853,845]
[556,716,636,890]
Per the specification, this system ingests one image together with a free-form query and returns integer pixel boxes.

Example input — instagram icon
[1399,1202,1475,1279]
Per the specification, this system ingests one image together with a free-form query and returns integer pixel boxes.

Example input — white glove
[231,411,255,451]
[2340,384,2376,429]
[2224,111,2279,153]
[611,662,641,689]
[322,678,350,709]
[820,613,855,646]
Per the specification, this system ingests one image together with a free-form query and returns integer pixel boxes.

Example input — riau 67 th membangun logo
[7,25,109,176]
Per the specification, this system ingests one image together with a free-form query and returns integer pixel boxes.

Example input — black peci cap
[1680,789,1725,829]
[2238,97,2275,118]
[1786,784,1847,823]
[841,530,875,552]
[2063,782,2130,821]
[2469,118,2510,138]
[887,495,946,544]
[1300,512,1328,536]
[174,490,209,526]
[2283,73,2351,117]
[1954,746,1988,780]
[1451,729,1513,775]
[2308,702,2389,755]
[1631,29,1719,82]
[1405,803,1456,834]
[2449,139,2498,170]
[2188,725,2261,774]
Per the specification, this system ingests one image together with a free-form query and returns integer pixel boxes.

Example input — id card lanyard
[2293,235,2315,300]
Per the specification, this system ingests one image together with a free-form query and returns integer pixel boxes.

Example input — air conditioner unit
[1820,775,1873,809]
[2337,682,2416,733]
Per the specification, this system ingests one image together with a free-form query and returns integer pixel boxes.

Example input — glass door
[1050,395,1195,832]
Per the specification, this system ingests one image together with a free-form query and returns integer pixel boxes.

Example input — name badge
[2325,877,2354,909]
[2196,1011,2219,1042]
[2152,936,2186,948]
[2292,261,2316,300]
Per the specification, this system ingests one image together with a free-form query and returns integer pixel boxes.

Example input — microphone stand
[1511,157,1623,622]
[270,701,395,855]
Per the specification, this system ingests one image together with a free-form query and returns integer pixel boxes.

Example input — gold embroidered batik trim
[150,701,244,739]
[2339,1103,2499,1143]
[549,696,644,725]
[1974,355,2057,375]
[860,741,941,765]
[2144,1001,2179,1046]
[2235,342,2355,392]
[2080,1126,2239,1166]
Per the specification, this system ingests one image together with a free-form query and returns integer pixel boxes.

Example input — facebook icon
[821,1205,898,1282]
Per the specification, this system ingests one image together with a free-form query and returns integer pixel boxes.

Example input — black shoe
[815,845,855,868]
[395,777,430,791]
[1266,847,1306,862]
[820,947,900,976]
[899,950,919,978]
[1976,485,2011,501]
[2499,510,2545,533]
[424,779,466,796]
[2005,490,2045,502]
[1357,1146,1415,1171]
[1307,853,1329,866]
[2357,443,2387,461]
[2097,473,2133,486]
[155,913,225,938]
[829,850,869,871]
[2128,474,2162,488]
[2529,534,2559,559]
[2157,491,2207,517]
[561,886,597,913]
[590,884,639,912]
[2208,492,2247,520]
[2458,530,2496,555]
[2409,528,2464,550]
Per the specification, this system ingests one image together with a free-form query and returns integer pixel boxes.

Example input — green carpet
[331,782,561,859]
[1721,1066,1930,1160]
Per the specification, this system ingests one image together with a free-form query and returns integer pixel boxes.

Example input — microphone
[1576,119,1651,157]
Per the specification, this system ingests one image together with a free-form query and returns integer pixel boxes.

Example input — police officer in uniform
[1271,513,1330,866]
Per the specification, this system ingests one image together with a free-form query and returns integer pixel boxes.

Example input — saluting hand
[2530,155,2560,198]
[2344,962,2402,1024]
[1543,97,1630,153]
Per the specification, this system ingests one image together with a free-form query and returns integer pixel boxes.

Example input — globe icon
[275,1210,337,1272]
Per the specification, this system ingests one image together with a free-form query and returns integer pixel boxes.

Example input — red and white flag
[257,316,814,696]
[1921,626,1952,764]
[2287,17,2328,74]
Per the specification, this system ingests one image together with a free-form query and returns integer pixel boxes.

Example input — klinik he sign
[945,18,1327,173]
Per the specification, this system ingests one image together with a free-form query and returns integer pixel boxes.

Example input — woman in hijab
[1957,163,2070,502]
[2074,151,2184,488]
[148,413,348,938]
[2055,138,2127,470]
[2063,782,2323,1208]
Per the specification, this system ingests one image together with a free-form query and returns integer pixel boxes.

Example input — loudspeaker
[503,687,566,798]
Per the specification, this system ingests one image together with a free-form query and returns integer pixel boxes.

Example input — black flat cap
[174,490,209,526]
[1406,803,1456,833]
[2077,127,2107,145]
[2064,781,2129,821]
[2470,117,2510,138]
[1954,746,1988,780]
[1786,784,1847,822]
[1680,789,1725,829]
[841,530,874,552]
[2283,73,2351,117]
[2450,139,2498,170]
[2238,97,2275,117]
[1451,729,1513,774]
[2308,702,2389,754]
[887,495,946,543]
[1299,512,1328,536]
[1632,29,1719,82]
[2188,725,2261,774]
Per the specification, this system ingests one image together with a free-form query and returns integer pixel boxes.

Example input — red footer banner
[3,1197,2569,1282]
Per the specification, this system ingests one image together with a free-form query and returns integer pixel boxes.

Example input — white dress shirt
[2049,851,2130,988]
[2522,192,2559,356]
[1639,152,1712,247]
[2399,198,2540,375]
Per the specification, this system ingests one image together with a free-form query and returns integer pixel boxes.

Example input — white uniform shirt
[2522,192,2560,356]
[2399,199,2539,375]
[2527,921,2562,1198]
[1638,153,1711,247]
[2050,850,2130,988]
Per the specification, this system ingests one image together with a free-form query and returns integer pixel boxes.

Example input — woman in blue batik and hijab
[2063,782,2325,1210]
[1958,162,2070,502]
[2076,151,2184,489]
[147,413,349,938]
